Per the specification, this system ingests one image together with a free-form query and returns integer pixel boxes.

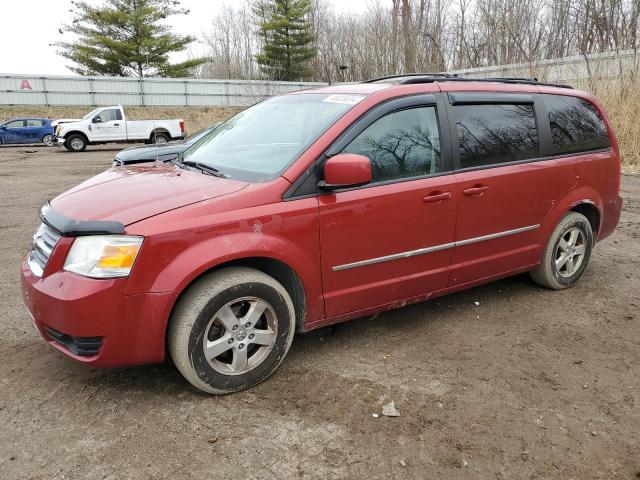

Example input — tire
[64,134,87,152]
[151,132,170,144]
[530,212,593,289]
[168,267,296,394]
[42,134,53,146]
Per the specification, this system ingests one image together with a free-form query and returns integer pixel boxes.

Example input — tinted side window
[544,95,610,154]
[342,106,441,182]
[453,104,539,169]
[5,120,25,129]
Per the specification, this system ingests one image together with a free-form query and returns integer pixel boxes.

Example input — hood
[50,163,248,226]
[115,142,188,163]
[52,118,81,128]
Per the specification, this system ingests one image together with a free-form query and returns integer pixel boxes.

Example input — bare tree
[198,0,640,82]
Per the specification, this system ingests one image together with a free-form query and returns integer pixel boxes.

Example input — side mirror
[319,153,372,190]
[92,116,102,124]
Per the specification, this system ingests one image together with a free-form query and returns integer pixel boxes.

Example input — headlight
[64,236,143,278]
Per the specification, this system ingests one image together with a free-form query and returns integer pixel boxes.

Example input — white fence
[0,74,327,107]
[2,50,637,107]
[450,49,639,84]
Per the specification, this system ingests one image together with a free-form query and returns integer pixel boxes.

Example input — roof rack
[364,73,459,83]
[365,73,572,89]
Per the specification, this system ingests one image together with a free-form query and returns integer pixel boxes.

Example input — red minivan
[21,76,622,394]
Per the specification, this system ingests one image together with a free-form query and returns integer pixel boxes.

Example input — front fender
[153,232,318,294]
[124,197,324,325]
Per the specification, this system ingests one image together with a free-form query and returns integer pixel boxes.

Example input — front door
[92,108,126,141]
[446,94,558,286]
[318,99,458,318]
[3,120,26,143]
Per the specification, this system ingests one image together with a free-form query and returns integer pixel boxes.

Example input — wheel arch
[178,257,305,330]
[569,201,601,238]
[540,186,604,250]
[149,128,171,141]
[63,130,89,142]
[162,256,307,359]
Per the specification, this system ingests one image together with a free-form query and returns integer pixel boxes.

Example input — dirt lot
[0,144,638,479]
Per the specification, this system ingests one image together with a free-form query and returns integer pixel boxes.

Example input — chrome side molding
[332,224,540,272]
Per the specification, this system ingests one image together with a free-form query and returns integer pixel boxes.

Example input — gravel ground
[0,145,638,479]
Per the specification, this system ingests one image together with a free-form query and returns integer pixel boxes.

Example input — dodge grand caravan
[21,75,622,394]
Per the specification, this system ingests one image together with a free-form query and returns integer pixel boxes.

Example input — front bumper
[21,258,178,367]
[52,136,65,146]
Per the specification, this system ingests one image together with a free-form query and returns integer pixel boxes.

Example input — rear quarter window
[543,95,610,155]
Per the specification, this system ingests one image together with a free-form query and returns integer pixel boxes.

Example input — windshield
[82,108,103,120]
[185,125,217,144]
[182,93,364,182]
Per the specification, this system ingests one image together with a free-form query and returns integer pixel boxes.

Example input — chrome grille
[28,222,61,276]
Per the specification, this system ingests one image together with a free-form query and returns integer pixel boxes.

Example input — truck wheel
[152,132,170,144]
[168,267,296,394]
[530,212,593,289]
[64,134,87,152]
[42,134,53,146]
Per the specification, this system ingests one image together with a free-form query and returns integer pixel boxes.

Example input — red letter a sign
[20,79,33,90]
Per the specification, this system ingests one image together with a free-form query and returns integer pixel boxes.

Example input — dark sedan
[113,123,220,166]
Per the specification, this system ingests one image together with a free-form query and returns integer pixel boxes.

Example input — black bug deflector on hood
[41,203,125,237]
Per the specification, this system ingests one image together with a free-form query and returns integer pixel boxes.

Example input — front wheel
[64,134,87,152]
[168,267,296,394]
[530,212,593,289]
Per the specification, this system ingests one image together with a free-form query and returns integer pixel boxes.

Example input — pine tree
[255,0,316,81]
[55,0,206,77]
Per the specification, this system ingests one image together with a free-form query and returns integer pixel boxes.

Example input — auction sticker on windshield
[322,94,365,105]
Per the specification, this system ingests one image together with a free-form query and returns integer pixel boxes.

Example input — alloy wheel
[555,227,586,278]
[202,296,278,376]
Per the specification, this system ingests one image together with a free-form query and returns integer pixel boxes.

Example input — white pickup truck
[53,105,186,152]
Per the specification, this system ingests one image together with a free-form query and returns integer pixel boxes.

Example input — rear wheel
[151,132,170,144]
[168,267,296,394]
[64,134,87,152]
[42,134,53,146]
[530,212,593,289]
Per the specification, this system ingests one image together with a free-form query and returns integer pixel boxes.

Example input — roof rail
[365,73,572,89]
[364,73,459,83]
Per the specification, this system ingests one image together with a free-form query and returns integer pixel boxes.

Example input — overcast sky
[0,0,371,76]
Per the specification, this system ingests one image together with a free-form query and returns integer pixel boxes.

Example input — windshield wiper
[172,152,185,165]
[180,159,227,178]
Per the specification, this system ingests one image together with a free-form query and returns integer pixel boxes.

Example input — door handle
[423,191,452,204]
[114,123,120,126]
[463,185,489,196]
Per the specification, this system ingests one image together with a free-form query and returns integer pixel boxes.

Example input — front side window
[342,106,441,182]
[97,109,122,123]
[5,120,25,129]
[183,93,363,182]
[454,104,539,169]
[544,95,610,154]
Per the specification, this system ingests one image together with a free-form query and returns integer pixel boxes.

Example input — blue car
[0,118,54,145]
